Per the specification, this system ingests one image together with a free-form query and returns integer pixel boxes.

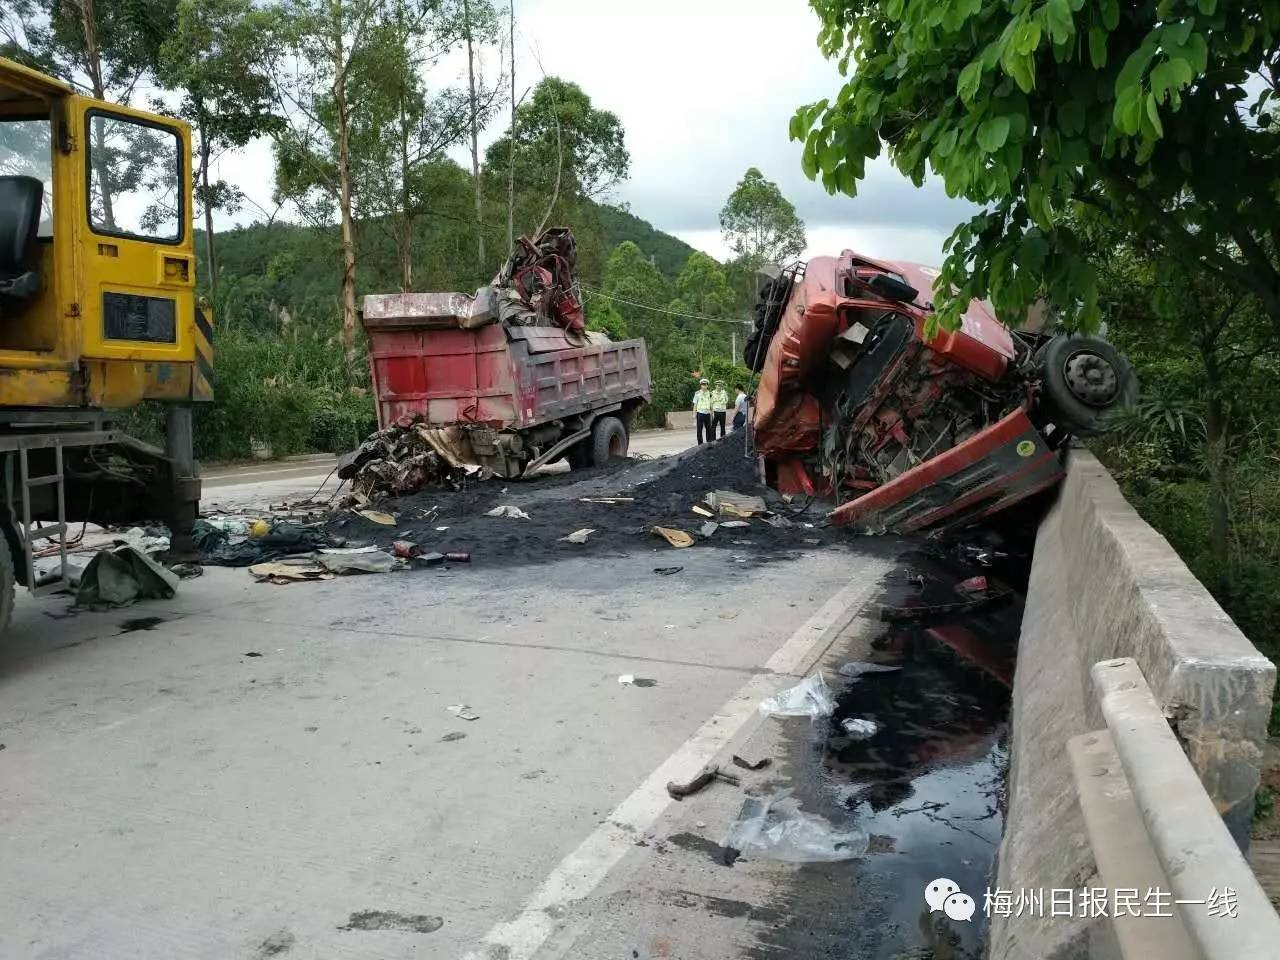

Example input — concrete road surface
[1,434,922,960]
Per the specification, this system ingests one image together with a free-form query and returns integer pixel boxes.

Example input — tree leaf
[1145,93,1164,137]
[1088,27,1107,68]
[978,115,1011,153]
[1043,0,1074,46]
[958,60,984,104]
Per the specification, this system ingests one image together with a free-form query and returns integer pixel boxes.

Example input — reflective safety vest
[692,389,712,413]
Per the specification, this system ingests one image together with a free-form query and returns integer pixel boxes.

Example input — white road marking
[461,571,886,960]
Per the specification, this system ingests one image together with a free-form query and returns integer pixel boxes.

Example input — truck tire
[590,416,628,467]
[0,528,15,638]
[1038,335,1138,436]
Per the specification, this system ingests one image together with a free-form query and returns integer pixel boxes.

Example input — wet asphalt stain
[664,831,724,860]
[441,731,467,742]
[742,512,1037,960]
[255,929,294,957]
[337,910,443,934]
[118,616,165,633]
[656,889,786,924]
[631,678,657,688]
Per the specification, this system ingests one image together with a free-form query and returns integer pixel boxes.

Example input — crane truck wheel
[590,416,628,467]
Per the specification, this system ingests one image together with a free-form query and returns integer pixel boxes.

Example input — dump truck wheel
[1038,335,1138,436]
[0,528,15,637]
[590,416,628,467]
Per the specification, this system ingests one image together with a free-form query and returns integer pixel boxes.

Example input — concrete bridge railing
[992,450,1276,960]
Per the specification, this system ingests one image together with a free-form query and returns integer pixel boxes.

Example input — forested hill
[593,205,698,278]
[205,198,699,319]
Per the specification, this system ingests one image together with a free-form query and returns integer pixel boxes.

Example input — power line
[578,284,751,325]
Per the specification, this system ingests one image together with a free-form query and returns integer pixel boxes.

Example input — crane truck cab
[0,57,209,631]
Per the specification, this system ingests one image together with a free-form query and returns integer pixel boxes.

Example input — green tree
[1,0,176,101]
[485,76,629,225]
[718,167,806,269]
[796,0,1280,334]
[669,251,737,365]
[158,0,279,297]
[600,241,671,346]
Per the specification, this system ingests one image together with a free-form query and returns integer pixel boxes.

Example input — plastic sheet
[722,789,867,862]
[758,672,836,718]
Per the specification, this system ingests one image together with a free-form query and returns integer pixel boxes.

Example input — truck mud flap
[828,409,1064,535]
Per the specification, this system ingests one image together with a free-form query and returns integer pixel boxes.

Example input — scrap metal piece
[731,755,772,771]
[666,765,741,800]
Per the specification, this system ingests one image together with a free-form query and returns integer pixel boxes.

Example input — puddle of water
[749,527,1031,960]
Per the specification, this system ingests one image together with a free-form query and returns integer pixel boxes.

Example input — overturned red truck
[747,251,1136,535]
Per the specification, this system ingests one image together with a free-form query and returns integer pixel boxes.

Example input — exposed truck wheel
[1038,335,1138,436]
[590,416,628,467]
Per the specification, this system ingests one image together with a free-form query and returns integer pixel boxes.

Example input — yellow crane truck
[0,58,210,630]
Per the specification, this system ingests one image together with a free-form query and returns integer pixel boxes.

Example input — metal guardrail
[1069,657,1280,959]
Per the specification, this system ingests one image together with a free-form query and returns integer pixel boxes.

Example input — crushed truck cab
[747,250,1136,535]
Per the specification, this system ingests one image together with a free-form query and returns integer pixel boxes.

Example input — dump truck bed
[361,293,650,431]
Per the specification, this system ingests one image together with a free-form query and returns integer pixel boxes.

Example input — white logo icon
[925,878,959,912]
[944,892,976,922]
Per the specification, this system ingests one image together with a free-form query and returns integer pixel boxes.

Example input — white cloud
[213,0,977,264]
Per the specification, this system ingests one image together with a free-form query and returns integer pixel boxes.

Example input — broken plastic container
[758,672,836,718]
[723,789,868,863]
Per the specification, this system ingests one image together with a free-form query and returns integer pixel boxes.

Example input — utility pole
[463,0,484,270]
[507,1,515,252]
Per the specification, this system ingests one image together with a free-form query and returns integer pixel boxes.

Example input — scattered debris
[719,520,750,528]
[840,718,880,739]
[731,755,772,771]
[391,540,419,558]
[441,731,466,742]
[340,417,480,502]
[691,505,715,518]
[618,674,635,685]
[699,521,719,538]
[560,528,595,544]
[721,788,868,863]
[245,651,262,658]
[704,490,766,518]
[486,505,530,520]
[666,765,741,800]
[579,497,634,504]
[447,704,480,721]
[316,550,400,575]
[957,575,989,593]
[651,526,694,548]
[249,559,334,584]
[653,566,683,576]
[193,519,332,567]
[758,673,836,718]
[837,661,903,679]
[75,546,178,608]
[357,509,396,526]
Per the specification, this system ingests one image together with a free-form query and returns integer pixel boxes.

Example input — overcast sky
[213,0,976,266]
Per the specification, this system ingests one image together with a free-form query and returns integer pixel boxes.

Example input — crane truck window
[0,117,53,237]
[86,112,182,243]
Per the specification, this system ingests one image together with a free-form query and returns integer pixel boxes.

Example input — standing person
[692,378,713,445]
[733,387,749,431]
[711,379,729,439]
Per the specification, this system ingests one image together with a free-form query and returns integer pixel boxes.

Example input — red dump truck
[360,290,651,479]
